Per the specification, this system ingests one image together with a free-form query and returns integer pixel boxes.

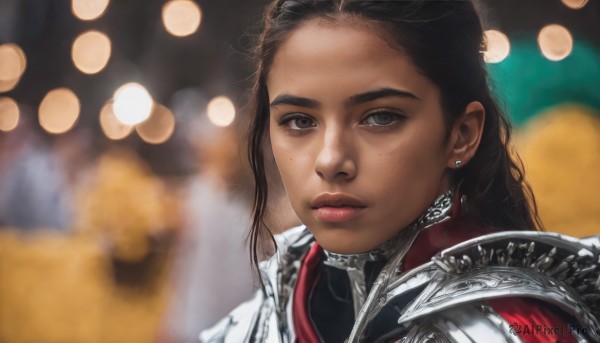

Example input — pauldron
[349,231,600,342]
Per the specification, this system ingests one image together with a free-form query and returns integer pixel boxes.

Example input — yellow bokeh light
[0,78,21,93]
[538,24,573,62]
[162,0,202,37]
[483,30,510,64]
[112,83,153,126]
[72,0,110,21]
[561,0,589,10]
[0,97,19,132]
[0,43,27,92]
[518,105,600,236]
[38,88,80,134]
[0,44,24,81]
[99,101,133,140]
[207,96,235,127]
[136,103,176,144]
[72,30,112,75]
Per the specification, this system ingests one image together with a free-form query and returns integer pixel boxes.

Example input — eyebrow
[349,87,420,105]
[270,94,320,108]
[269,87,419,109]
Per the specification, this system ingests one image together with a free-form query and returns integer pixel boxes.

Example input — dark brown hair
[246,0,542,285]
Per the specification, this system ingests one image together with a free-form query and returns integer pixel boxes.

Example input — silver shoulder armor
[199,225,313,343]
[395,231,600,342]
[199,291,266,343]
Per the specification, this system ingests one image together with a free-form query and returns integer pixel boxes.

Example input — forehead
[267,17,436,101]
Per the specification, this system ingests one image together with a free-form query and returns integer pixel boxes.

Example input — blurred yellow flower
[76,149,171,262]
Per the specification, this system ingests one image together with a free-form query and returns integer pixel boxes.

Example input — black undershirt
[309,260,387,343]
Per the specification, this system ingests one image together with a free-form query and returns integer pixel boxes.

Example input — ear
[446,101,485,169]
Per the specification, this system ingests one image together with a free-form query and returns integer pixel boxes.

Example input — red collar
[293,242,322,343]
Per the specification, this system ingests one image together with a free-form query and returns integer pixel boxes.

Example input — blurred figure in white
[160,89,254,342]
[0,114,72,231]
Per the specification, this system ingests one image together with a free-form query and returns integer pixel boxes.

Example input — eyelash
[277,109,405,134]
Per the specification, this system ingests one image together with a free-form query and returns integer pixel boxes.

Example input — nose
[314,126,357,182]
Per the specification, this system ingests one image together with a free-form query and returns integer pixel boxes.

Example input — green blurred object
[487,38,600,126]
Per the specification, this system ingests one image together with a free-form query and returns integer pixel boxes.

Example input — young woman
[201,1,600,342]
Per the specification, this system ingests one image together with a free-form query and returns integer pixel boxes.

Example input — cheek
[362,130,448,203]
[368,133,446,178]
[269,132,308,202]
[269,123,289,173]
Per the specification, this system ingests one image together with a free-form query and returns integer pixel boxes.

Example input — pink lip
[311,193,366,223]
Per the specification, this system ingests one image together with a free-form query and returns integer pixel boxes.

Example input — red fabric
[293,242,323,343]
[489,298,577,343]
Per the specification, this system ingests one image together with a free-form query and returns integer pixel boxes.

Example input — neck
[320,188,457,318]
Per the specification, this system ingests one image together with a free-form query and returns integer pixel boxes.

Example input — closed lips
[310,194,367,208]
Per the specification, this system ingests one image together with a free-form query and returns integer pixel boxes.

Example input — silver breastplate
[322,189,455,320]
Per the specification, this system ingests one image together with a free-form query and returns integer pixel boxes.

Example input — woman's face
[267,18,455,254]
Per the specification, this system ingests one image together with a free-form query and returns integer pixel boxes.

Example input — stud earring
[455,160,462,168]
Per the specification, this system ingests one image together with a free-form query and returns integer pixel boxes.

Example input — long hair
[246,0,543,287]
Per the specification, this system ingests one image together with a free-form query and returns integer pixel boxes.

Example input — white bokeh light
[72,0,110,21]
[207,96,235,127]
[162,0,202,37]
[72,30,112,74]
[483,30,510,64]
[112,82,153,125]
[538,24,573,62]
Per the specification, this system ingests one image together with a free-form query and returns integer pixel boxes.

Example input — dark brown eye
[280,114,317,130]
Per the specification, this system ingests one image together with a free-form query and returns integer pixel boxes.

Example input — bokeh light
[0,43,27,92]
[162,0,202,37]
[538,24,573,61]
[0,97,19,132]
[483,30,510,63]
[72,30,112,75]
[207,96,235,127]
[519,105,600,236]
[0,79,21,94]
[136,103,176,144]
[72,0,110,21]
[561,0,589,10]
[112,83,153,126]
[38,88,80,134]
[99,101,133,140]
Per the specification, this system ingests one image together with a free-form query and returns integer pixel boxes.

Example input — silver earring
[455,160,462,168]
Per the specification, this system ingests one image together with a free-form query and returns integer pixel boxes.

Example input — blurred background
[0,0,598,342]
